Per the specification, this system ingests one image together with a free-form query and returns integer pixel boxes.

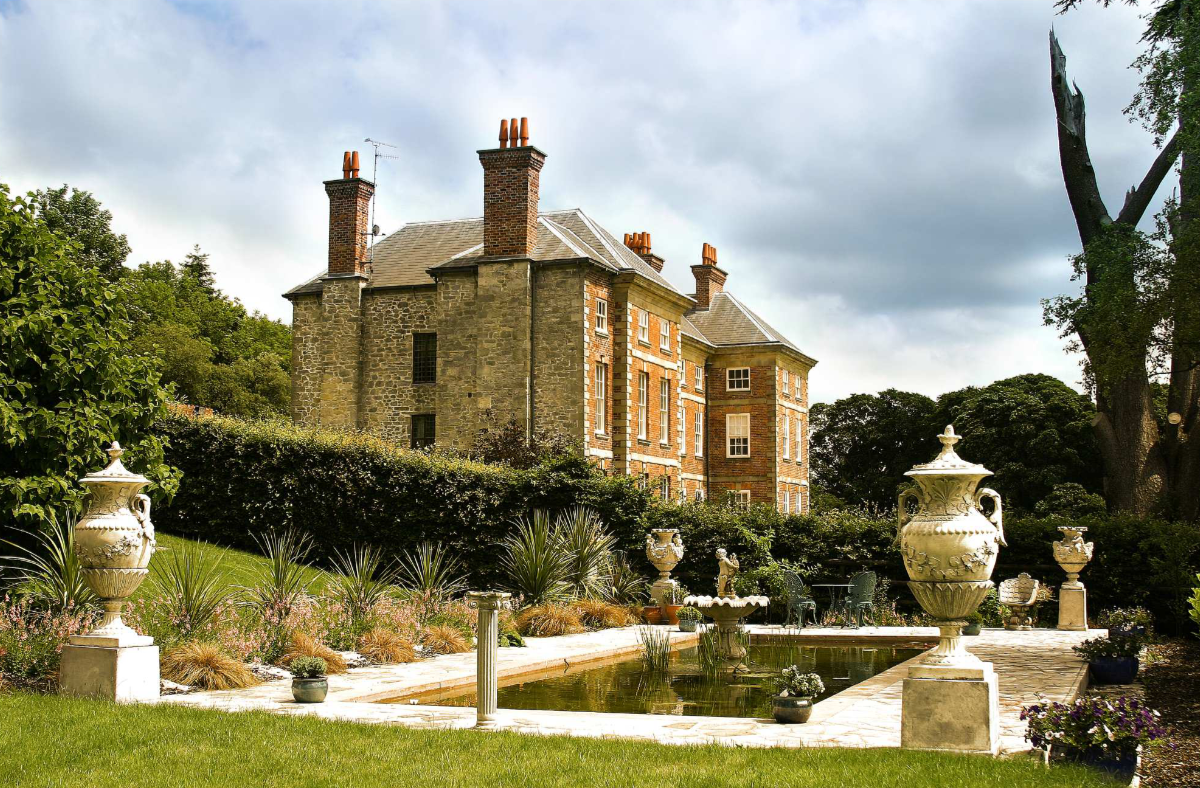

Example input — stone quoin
[284,119,817,509]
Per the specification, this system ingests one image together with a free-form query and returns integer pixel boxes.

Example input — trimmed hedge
[156,414,1200,633]
[154,413,654,590]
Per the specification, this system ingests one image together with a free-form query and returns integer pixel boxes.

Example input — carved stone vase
[1053,526,1094,631]
[645,529,685,607]
[72,442,156,646]
[898,426,1005,668]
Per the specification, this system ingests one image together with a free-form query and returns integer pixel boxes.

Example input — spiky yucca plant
[396,541,467,615]
[501,511,569,605]
[555,507,616,598]
[280,631,347,674]
[1,513,96,611]
[358,627,417,664]
[242,528,313,619]
[327,544,398,629]
[150,539,230,639]
[162,641,259,690]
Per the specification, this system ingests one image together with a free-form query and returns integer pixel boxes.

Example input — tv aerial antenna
[364,137,399,248]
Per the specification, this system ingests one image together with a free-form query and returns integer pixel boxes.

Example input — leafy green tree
[1048,1,1200,519]
[123,255,291,418]
[933,374,1103,512]
[0,185,180,527]
[32,185,130,280]
[809,389,937,510]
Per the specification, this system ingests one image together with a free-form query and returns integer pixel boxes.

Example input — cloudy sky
[0,0,1172,404]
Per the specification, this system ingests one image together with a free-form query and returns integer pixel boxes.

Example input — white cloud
[0,0,1164,403]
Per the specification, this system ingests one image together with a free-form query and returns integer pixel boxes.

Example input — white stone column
[467,591,510,729]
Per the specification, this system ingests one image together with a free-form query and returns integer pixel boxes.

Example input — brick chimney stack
[623,231,665,273]
[478,116,546,258]
[691,243,727,308]
[324,150,375,276]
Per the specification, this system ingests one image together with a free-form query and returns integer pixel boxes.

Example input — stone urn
[897,425,1004,668]
[645,529,684,607]
[1053,526,1093,590]
[72,442,156,646]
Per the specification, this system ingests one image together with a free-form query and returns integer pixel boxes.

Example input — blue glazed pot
[1054,746,1138,782]
[292,677,329,703]
[1089,656,1139,685]
[772,696,813,724]
[963,622,982,636]
[678,619,699,632]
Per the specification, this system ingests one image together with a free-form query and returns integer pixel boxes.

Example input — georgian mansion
[284,119,817,511]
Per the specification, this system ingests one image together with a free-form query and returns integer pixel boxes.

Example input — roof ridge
[572,210,634,271]
[538,217,594,260]
[721,292,777,340]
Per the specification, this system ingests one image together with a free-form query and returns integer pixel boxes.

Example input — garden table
[810,583,853,626]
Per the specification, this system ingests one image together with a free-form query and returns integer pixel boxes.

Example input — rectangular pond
[382,642,924,719]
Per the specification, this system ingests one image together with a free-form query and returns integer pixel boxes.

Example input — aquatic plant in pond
[637,626,672,672]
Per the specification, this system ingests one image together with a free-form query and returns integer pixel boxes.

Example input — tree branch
[1116,130,1181,226]
[1051,31,1113,249]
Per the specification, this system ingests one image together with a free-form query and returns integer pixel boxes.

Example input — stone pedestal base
[901,662,999,755]
[59,643,159,702]
[1058,584,1087,631]
[649,579,677,608]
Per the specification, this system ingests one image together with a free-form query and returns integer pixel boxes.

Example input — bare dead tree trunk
[1050,32,1181,516]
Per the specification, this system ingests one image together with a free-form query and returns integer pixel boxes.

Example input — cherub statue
[716,548,739,598]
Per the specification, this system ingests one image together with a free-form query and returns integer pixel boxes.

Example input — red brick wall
[706,361,778,505]
[478,147,545,257]
[324,178,374,276]
[623,302,681,498]
[679,353,708,502]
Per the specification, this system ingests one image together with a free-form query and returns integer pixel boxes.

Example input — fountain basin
[684,595,769,662]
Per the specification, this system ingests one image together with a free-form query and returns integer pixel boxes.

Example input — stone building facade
[285,119,818,511]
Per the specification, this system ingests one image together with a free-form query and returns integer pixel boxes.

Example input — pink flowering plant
[1021,696,1167,762]
[0,595,96,686]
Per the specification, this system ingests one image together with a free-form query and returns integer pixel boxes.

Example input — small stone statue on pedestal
[716,548,739,599]
[1053,526,1094,631]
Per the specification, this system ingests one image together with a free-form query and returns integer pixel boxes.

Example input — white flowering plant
[1021,696,1166,761]
[774,665,824,698]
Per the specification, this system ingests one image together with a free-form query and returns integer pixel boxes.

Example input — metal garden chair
[841,571,877,628]
[782,569,818,629]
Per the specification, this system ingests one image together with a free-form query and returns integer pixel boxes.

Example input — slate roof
[283,208,680,298]
[685,292,810,360]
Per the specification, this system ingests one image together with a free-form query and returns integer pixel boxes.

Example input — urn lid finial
[79,439,150,486]
[905,424,992,477]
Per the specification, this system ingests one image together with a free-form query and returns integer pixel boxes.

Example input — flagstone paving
[157,625,1095,754]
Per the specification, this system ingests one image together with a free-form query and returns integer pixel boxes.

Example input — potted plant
[963,611,983,636]
[771,665,824,724]
[677,605,703,633]
[1073,635,1143,685]
[663,585,687,626]
[1096,607,1154,641]
[642,604,663,624]
[1022,696,1166,781]
[290,656,329,703]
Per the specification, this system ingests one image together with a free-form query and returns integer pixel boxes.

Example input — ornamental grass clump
[1021,696,1167,763]
[280,631,347,674]
[575,599,638,629]
[514,604,585,637]
[774,666,824,698]
[357,628,416,664]
[162,641,259,690]
[420,624,471,654]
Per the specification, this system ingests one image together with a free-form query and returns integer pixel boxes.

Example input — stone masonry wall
[532,265,585,441]
[434,271,480,450]
[583,271,614,471]
[289,294,322,426]
[316,276,366,429]
[360,287,438,442]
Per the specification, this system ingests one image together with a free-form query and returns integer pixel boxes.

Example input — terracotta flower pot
[663,604,683,625]
[643,606,663,625]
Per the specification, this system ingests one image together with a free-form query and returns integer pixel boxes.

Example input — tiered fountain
[683,548,767,670]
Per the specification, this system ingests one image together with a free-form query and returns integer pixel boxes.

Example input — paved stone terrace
[156,625,1095,754]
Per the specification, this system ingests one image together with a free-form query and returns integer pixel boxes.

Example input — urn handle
[897,487,920,542]
[133,493,155,545]
[974,487,1005,547]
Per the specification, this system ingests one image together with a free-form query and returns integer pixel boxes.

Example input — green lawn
[0,693,1120,788]
[143,532,332,596]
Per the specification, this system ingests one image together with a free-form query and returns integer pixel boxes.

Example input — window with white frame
[595,299,608,333]
[695,411,703,457]
[726,413,750,457]
[797,418,805,463]
[659,379,670,444]
[638,310,649,343]
[638,372,649,439]
[783,488,791,514]
[595,363,607,434]
[727,367,750,391]
[660,475,670,500]
[782,369,790,396]
[695,363,703,390]
[783,413,791,459]
[731,489,750,510]
[694,489,705,502]
[659,320,670,351]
